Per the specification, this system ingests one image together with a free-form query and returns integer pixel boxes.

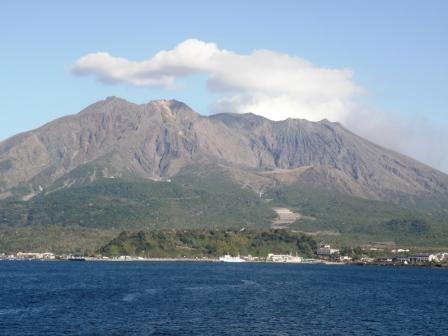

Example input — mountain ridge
[1,97,447,203]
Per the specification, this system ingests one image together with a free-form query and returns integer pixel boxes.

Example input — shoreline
[2,258,447,268]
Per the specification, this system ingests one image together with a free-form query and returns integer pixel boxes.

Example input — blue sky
[1,0,447,170]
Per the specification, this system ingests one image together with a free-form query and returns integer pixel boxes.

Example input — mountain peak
[1,97,448,203]
[102,96,131,105]
[145,99,198,120]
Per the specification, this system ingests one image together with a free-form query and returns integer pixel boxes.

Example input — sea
[1,261,447,335]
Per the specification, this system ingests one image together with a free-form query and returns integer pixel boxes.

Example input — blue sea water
[1,262,448,335]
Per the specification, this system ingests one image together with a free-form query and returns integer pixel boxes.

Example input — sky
[1,0,447,171]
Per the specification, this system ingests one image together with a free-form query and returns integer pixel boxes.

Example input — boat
[219,254,245,262]
[68,256,86,261]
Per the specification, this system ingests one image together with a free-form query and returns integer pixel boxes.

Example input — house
[316,244,339,258]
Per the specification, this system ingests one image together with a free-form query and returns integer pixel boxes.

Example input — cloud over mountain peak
[73,39,360,122]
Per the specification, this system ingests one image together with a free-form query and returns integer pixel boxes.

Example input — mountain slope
[0,164,275,230]
[1,97,448,250]
[1,97,447,202]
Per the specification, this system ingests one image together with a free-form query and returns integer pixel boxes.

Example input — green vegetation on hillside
[1,163,447,252]
[0,166,276,230]
[0,224,119,254]
[99,229,317,258]
[267,184,448,246]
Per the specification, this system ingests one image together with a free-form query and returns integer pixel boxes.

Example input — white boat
[219,254,245,262]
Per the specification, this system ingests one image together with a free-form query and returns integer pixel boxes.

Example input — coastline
[2,258,447,268]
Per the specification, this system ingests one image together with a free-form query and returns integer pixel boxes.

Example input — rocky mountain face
[1,97,448,202]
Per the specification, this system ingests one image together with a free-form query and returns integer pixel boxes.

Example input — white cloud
[72,38,361,122]
[73,39,448,172]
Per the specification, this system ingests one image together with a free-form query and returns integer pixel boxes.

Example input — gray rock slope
[1,97,447,201]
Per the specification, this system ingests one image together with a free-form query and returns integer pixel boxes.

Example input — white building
[317,244,339,258]
[42,252,55,260]
[16,252,55,260]
[408,254,438,263]
[267,253,302,263]
[436,252,448,261]
[16,252,43,259]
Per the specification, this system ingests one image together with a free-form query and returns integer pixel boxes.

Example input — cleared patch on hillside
[271,208,302,229]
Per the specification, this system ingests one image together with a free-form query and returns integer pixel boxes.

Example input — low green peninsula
[99,229,317,259]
